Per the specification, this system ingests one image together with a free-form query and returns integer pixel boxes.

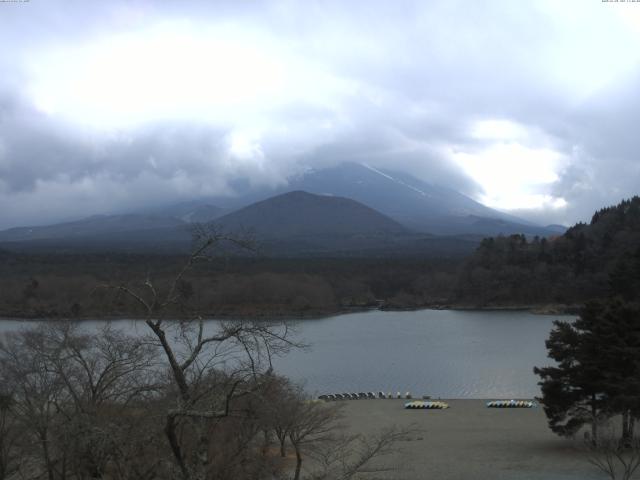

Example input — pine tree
[535,300,640,443]
[609,247,640,301]
[589,300,640,444]
[534,314,608,441]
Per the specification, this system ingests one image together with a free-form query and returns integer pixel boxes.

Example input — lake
[274,309,566,399]
[0,309,568,399]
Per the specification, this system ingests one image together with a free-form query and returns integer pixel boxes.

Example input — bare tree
[0,328,69,480]
[287,399,343,480]
[285,393,413,480]
[38,322,160,411]
[0,322,162,480]
[41,322,161,479]
[102,225,300,480]
[257,374,300,458]
[0,226,408,480]
[586,422,640,480]
[0,392,22,480]
[308,426,413,480]
[202,382,285,480]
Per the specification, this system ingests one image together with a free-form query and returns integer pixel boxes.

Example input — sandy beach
[339,399,602,480]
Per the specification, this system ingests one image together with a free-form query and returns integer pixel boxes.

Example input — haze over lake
[0,309,566,399]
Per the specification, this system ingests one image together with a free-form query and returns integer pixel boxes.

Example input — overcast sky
[1,0,639,229]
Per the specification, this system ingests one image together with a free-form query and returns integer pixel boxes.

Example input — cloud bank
[0,0,639,228]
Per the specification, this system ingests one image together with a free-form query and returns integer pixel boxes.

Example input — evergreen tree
[590,300,640,444]
[534,313,608,441]
[458,196,640,305]
[535,300,640,443]
[609,247,640,301]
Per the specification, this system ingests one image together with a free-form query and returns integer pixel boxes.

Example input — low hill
[146,201,227,223]
[0,214,185,242]
[213,190,408,238]
[211,191,431,256]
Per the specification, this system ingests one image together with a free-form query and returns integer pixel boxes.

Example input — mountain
[213,190,407,238]
[210,191,425,255]
[285,163,563,236]
[291,163,503,221]
[0,163,563,242]
[0,160,564,255]
[0,191,480,257]
[187,163,562,237]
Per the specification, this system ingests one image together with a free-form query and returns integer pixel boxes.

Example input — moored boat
[404,400,449,409]
[486,400,536,408]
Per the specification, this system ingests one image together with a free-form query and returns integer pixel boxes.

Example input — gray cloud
[0,0,639,229]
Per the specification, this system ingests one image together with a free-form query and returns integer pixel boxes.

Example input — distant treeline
[0,253,460,318]
[1,196,639,319]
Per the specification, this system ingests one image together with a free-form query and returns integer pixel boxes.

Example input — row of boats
[318,391,425,401]
[404,400,537,409]
[405,401,449,409]
[486,400,536,408]
[318,393,536,409]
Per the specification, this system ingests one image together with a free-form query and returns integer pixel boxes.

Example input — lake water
[0,309,568,399]
[274,309,566,399]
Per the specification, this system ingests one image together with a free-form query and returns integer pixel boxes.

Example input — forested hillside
[455,197,640,306]
[2,198,638,319]
[0,253,460,319]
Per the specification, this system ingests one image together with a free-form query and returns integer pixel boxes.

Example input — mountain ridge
[212,190,408,238]
[165,162,563,237]
[0,163,566,255]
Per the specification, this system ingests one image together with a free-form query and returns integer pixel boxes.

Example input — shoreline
[0,303,578,322]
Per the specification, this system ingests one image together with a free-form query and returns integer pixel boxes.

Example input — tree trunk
[165,414,190,480]
[293,444,302,480]
[279,436,286,457]
[146,321,191,402]
[591,396,598,444]
[591,421,598,446]
[41,436,55,480]
[195,421,209,480]
[262,430,271,456]
[622,410,634,447]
